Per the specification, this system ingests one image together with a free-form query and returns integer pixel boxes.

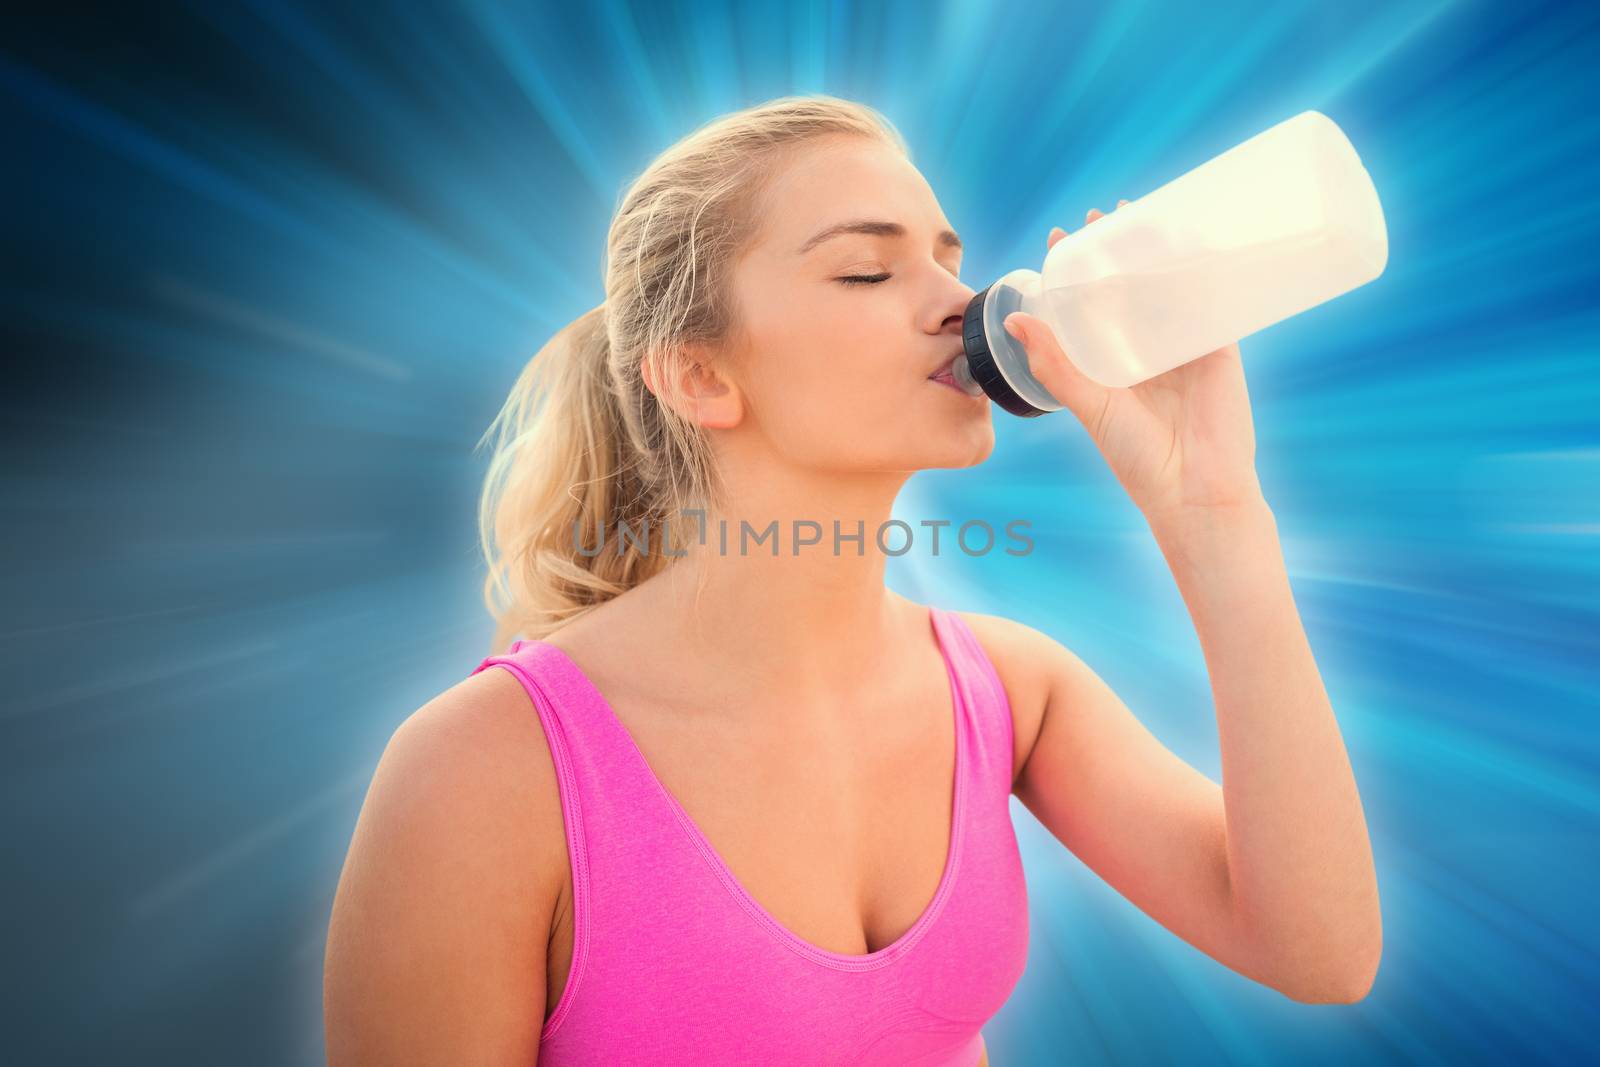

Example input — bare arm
[324,669,563,1064]
[1153,498,1380,1001]
[969,500,1380,1004]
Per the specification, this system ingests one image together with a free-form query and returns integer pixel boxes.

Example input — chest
[542,668,960,1019]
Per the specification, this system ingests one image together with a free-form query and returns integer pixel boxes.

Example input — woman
[324,95,1381,1065]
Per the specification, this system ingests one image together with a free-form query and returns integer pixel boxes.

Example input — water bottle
[951,110,1389,416]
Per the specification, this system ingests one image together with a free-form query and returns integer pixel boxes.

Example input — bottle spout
[950,353,986,397]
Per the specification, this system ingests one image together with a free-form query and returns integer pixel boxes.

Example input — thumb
[1002,312,1107,424]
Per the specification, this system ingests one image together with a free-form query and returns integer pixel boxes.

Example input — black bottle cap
[961,287,1048,417]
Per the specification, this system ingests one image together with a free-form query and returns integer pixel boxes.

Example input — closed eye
[837,273,891,286]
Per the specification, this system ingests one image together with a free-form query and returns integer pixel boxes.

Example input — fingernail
[1003,314,1024,340]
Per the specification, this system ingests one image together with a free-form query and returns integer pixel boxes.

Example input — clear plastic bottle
[951,110,1389,415]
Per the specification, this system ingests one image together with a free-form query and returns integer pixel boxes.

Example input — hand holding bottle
[1003,202,1265,524]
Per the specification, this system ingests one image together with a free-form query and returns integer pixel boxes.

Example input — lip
[929,373,980,397]
[924,348,968,380]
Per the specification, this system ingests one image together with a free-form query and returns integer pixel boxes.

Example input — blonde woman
[324,95,1381,1065]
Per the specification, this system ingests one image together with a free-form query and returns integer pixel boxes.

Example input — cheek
[738,301,890,419]
[732,299,929,462]
[746,352,878,453]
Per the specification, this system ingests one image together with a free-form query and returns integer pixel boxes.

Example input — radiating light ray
[129,771,369,919]
[598,0,678,144]
[149,275,412,381]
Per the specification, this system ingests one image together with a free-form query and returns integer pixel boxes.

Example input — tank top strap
[929,606,1017,800]
[472,638,645,767]
[468,638,699,1040]
[467,641,598,1042]
[470,637,672,828]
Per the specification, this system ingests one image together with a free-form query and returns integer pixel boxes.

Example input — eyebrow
[796,219,963,256]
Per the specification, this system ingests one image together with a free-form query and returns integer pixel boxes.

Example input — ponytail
[477,303,662,651]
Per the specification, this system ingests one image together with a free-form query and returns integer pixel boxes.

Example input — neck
[645,465,919,700]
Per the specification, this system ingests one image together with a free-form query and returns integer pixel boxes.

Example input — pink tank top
[469,604,1030,1065]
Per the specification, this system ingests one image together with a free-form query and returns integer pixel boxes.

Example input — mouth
[926,349,965,384]
[929,372,981,397]
[927,350,984,398]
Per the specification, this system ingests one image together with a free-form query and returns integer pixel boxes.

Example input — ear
[641,343,744,430]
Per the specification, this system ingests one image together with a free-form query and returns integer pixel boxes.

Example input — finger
[1047,225,1067,250]
[1117,199,1129,208]
[1086,207,1105,225]
[1001,310,1107,426]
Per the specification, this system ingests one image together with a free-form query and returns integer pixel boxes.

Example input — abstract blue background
[4,0,1596,1063]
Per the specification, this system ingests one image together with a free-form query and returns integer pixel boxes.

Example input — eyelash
[837,273,891,286]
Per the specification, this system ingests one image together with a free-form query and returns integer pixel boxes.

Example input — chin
[912,423,995,470]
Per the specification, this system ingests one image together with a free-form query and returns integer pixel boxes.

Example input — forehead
[752,137,951,256]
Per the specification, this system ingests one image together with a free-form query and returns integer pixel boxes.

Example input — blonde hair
[476,94,910,651]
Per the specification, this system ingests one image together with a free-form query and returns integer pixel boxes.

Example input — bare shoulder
[374,664,568,879]
[389,664,568,863]
[950,610,1084,794]
[324,664,565,1064]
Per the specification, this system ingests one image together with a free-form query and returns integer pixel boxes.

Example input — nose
[941,284,976,336]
